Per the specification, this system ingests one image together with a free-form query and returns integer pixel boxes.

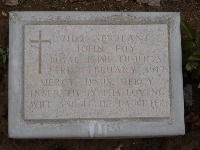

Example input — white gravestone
[9,12,184,138]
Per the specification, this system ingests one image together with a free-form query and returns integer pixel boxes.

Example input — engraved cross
[30,30,51,74]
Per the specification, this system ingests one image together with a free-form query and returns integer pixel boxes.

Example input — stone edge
[8,11,185,138]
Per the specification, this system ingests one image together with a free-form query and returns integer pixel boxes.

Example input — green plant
[0,48,9,64]
[181,21,200,88]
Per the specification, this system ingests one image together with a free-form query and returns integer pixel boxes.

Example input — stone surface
[24,25,170,119]
[9,12,184,138]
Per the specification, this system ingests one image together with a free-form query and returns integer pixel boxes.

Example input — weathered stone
[9,12,184,138]
[24,25,170,119]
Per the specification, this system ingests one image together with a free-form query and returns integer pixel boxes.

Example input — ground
[0,0,200,150]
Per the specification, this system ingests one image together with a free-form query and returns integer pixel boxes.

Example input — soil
[0,0,200,150]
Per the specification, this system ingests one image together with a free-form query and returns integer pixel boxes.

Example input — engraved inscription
[24,25,170,119]
[29,30,51,74]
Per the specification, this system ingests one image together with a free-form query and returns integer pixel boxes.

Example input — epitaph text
[24,25,170,119]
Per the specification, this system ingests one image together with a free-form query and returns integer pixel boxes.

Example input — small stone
[1,11,7,17]
[137,0,160,6]
[115,144,124,150]
[4,0,18,6]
